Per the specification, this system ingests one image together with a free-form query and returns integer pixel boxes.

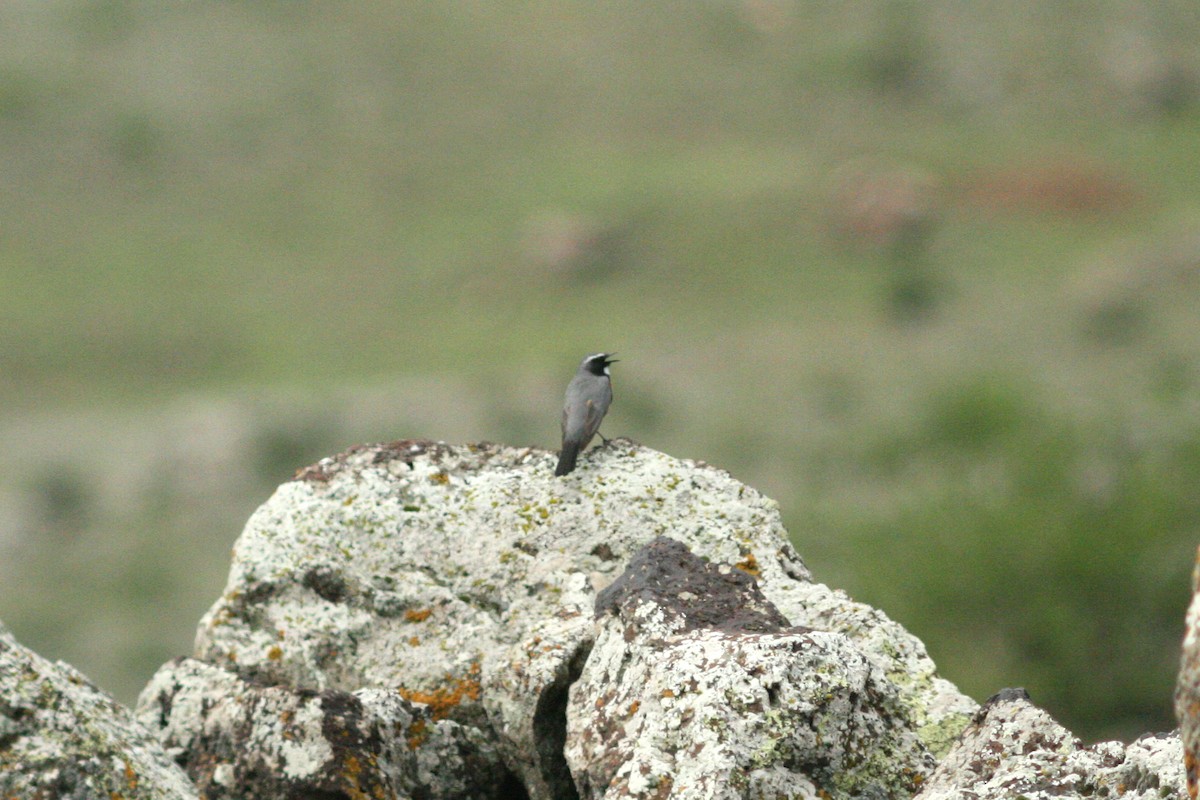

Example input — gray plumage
[555,352,616,476]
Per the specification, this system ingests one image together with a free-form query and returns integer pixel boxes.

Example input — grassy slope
[2,1,1200,741]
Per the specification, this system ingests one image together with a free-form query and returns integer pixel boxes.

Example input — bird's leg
[598,431,612,446]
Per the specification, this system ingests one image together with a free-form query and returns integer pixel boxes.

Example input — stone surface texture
[0,622,197,800]
[1177,545,1200,798]
[139,439,982,798]
[137,656,511,799]
[568,536,936,799]
[2,438,1185,799]
[916,688,1184,800]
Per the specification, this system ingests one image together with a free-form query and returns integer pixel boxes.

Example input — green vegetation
[2,1,1200,742]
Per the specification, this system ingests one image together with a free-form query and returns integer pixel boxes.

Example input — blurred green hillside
[2,1,1200,743]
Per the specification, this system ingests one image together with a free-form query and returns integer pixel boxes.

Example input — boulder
[0,621,197,800]
[566,536,936,799]
[138,656,510,799]
[916,688,1183,800]
[122,438,1188,799]
[134,439,978,797]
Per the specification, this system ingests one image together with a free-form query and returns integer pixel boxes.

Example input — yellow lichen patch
[342,753,363,790]
[267,645,283,661]
[429,472,450,485]
[661,689,675,699]
[397,663,482,721]
[404,608,433,623]
[408,636,420,646]
[734,552,761,578]
[406,718,429,750]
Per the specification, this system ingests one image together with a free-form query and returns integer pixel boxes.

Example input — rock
[1177,545,1200,798]
[915,688,1185,800]
[127,438,1186,798]
[568,536,936,799]
[137,656,511,799]
[135,439,976,798]
[0,621,197,800]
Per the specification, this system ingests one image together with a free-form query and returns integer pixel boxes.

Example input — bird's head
[581,352,618,376]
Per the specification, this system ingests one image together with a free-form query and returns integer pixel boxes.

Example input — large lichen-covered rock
[135,439,976,798]
[915,688,1185,800]
[0,621,197,800]
[567,536,936,800]
[138,656,511,799]
[131,438,1184,798]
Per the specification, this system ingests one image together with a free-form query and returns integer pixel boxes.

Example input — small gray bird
[555,352,617,476]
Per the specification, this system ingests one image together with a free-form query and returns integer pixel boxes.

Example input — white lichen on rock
[0,622,198,800]
[179,439,977,797]
[119,438,1186,799]
[566,536,937,800]
[915,688,1185,800]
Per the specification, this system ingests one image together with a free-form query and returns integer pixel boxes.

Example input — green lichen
[916,711,972,759]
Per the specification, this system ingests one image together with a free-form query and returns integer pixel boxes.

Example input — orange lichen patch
[404,608,433,623]
[267,646,283,661]
[661,689,675,699]
[734,553,761,578]
[406,718,429,750]
[628,701,640,715]
[648,777,674,800]
[408,636,420,646]
[342,753,363,785]
[397,663,482,721]
[429,472,450,485]
[123,760,138,791]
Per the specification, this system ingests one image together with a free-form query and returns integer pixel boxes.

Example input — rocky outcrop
[139,656,510,799]
[0,622,197,800]
[567,537,936,799]
[1,438,1187,798]
[918,688,1182,800]
[134,439,982,798]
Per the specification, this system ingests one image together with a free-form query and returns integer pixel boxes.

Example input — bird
[555,352,617,476]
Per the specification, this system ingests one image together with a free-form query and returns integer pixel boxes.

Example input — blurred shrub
[808,374,1197,741]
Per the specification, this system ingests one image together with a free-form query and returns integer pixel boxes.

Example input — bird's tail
[555,442,580,476]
